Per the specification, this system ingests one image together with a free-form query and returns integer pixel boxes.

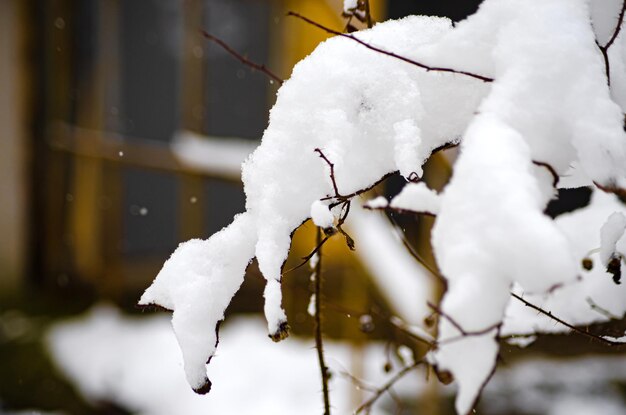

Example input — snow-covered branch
[142,1,626,413]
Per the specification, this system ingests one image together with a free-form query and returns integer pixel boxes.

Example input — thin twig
[282,234,331,275]
[532,160,559,187]
[427,302,501,338]
[355,360,423,414]
[315,148,341,198]
[605,0,626,51]
[511,293,626,347]
[338,370,377,393]
[313,228,332,415]
[255,227,430,351]
[586,297,621,320]
[313,148,395,206]
[596,0,626,85]
[593,181,626,203]
[598,44,612,85]
[365,204,437,218]
[336,201,356,250]
[382,212,446,285]
[200,30,284,85]
[287,11,494,83]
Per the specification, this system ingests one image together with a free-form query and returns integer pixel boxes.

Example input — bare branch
[598,43,612,84]
[511,293,626,347]
[314,148,341,198]
[364,204,437,218]
[287,11,494,83]
[313,228,332,415]
[282,234,331,275]
[338,370,377,393]
[605,0,626,50]
[313,149,396,206]
[200,30,284,86]
[593,181,626,204]
[595,0,626,85]
[532,160,559,187]
[355,360,423,414]
[380,212,447,285]
[427,302,501,339]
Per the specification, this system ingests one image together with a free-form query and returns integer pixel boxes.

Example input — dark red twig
[364,204,437,218]
[200,30,284,86]
[312,148,358,250]
[427,302,501,339]
[282,234,331,275]
[511,293,626,347]
[596,0,626,85]
[315,148,341,198]
[314,148,397,205]
[605,1,626,51]
[287,11,494,83]
[593,181,626,203]
[532,160,559,187]
[325,173,395,203]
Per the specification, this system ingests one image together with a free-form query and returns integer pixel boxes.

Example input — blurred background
[3,1,625,414]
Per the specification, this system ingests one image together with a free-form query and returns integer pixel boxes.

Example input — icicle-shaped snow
[139,213,256,393]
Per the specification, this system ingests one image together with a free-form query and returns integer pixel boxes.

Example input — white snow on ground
[485,356,626,415]
[45,306,626,415]
[46,305,419,415]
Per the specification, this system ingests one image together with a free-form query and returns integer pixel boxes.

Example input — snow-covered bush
[140,0,626,413]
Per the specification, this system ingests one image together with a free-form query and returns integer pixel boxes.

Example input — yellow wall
[276,0,387,75]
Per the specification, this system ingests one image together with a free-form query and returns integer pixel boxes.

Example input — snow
[347,205,435,327]
[307,293,316,317]
[504,335,537,348]
[144,14,484,394]
[46,306,626,415]
[503,191,626,337]
[432,113,577,412]
[363,196,388,209]
[171,130,258,178]
[310,200,334,228]
[425,1,626,411]
[599,211,626,266]
[138,213,256,392]
[590,0,624,46]
[142,0,626,411]
[46,305,419,415]
[343,0,358,14]
[389,181,440,215]
[484,356,626,415]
